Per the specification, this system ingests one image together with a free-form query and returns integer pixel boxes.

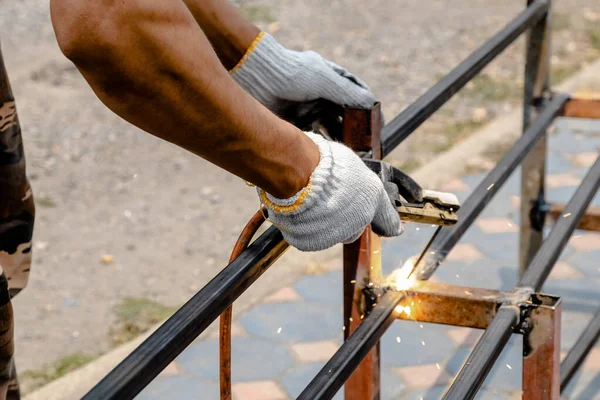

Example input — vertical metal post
[342,103,382,400]
[522,296,561,400]
[520,0,552,276]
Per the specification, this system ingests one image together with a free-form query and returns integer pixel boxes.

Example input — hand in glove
[257,132,403,252]
[230,32,376,122]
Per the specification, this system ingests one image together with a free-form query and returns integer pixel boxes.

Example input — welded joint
[516,294,561,350]
[389,281,558,331]
[529,191,550,232]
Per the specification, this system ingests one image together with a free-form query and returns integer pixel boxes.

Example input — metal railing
[84,1,600,399]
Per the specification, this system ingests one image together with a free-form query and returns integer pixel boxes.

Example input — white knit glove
[231,33,376,119]
[258,132,404,252]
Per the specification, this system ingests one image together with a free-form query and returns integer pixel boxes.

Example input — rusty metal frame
[84,1,600,399]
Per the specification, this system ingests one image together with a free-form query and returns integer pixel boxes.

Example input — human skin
[49,0,319,199]
[181,0,261,70]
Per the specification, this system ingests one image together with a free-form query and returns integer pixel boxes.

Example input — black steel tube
[83,227,288,400]
[443,306,519,400]
[380,1,548,157]
[560,308,600,391]
[413,93,568,281]
[519,156,600,290]
[298,290,404,400]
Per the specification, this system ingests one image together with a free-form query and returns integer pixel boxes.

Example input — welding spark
[396,337,401,343]
[343,326,346,331]
[421,341,426,346]
[436,363,440,370]
[416,227,420,231]
[394,305,412,317]
[419,324,424,328]
[388,259,418,291]
[277,327,282,334]
[374,250,380,254]
[508,222,513,227]
[360,314,364,320]
[456,274,460,278]
[350,280,356,284]
[563,213,572,218]
[349,317,353,322]
[487,183,494,191]
[506,364,512,370]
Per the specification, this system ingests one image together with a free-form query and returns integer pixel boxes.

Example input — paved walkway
[136,117,600,400]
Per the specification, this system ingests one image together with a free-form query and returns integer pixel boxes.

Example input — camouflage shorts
[0,45,34,295]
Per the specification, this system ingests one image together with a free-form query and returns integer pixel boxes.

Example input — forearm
[49,0,317,198]
[182,0,260,70]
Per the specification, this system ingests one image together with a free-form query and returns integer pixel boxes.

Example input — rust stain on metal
[220,211,266,400]
[549,204,600,232]
[522,297,561,400]
[343,104,383,400]
[562,97,600,119]
[396,282,512,329]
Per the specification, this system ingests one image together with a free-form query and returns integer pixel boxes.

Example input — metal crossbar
[85,1,600,399]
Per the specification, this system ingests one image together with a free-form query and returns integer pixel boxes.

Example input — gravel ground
[0,0,598,390]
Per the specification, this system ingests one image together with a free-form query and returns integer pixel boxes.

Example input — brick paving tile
[208,321,247,339]
[231,380,288,400]
[294,270,342,305]
[394,363,453,388]
[446,327,483,347]
[569,249,600,278]
[509,195,520,207]
[583,348,600,371]
[439,178,470,192]
[569,233,600,251]
[446,243,484,262]
[263,287,302,303]
[158,361,180,377]
[570,151,599,167]
[547,173,582,188]
[548,261,583,280]
[476,218,518,234]
[291,340,339,363]
[239,302,341,343]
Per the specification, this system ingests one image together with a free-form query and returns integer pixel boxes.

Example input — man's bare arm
[49,0,318,199]
[181,0,260,70]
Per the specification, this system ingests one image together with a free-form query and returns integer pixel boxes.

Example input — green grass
[22,353,97,392]
[391,158,423,173]
[463,137,516,175]
[36,194,57,208]
[551,63,580,85]
[109,297,177,346]
[552,12,571,32]
[588,25,600,51]
[482,138,516,163]
[239,5,276,23]
[433,118,490,153]
[461,74,520,102]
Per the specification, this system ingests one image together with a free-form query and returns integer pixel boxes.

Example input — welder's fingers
[341,228,367,245]
[387,164,423,203]
[371,188,404,237]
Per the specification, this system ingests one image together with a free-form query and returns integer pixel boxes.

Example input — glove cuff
[229,31,267,74]
[229,33,295,107]
[258,132,333,215]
